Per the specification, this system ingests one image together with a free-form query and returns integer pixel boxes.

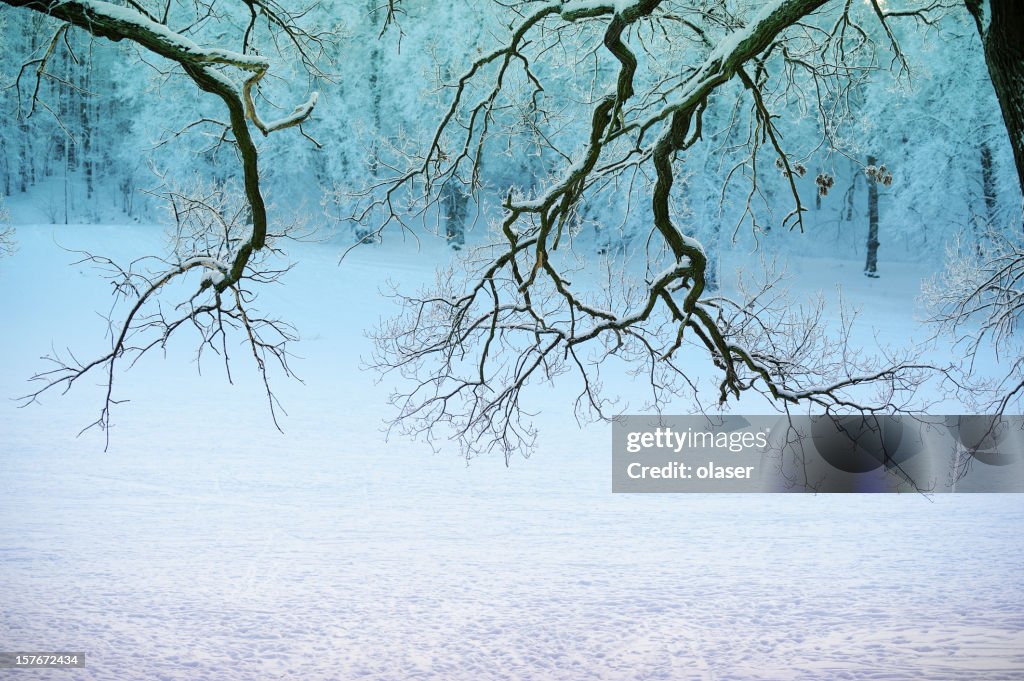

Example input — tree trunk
[1,134,10,196]
[82,59,94,201]
[63,121,70,225]
[19,22,39,191]
[815,167,822,211]
[366,0,382,179]
[844,159,860,222]
[120,177,131,214]
[966,0,1024,197]
[441,181,468,250]
[17,117,30,192]
[970,140,998,254]
[980,140,997,226]
[864,155,880,278]
[62,52,77,170]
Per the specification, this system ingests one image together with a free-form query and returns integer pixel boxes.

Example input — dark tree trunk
[17,117,30,192]
[349,0,385,245]
[971,141,998,254]
[366,0,382,179]
[19,25,39,192]
[980,140,997,225]
[967,0,1024,198]
[441,181,468,250]
[815,169,822,210]
[864,155,880,278]
[63,124,70,224]
[120,176,134,215]
[82,62,94,200]
[0,133,10,196]
[61,53,77,170]
[844,160,860,222]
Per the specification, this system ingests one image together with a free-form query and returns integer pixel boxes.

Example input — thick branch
[3,0,319,290]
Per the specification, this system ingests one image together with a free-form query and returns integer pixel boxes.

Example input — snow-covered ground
[1,223,1023,680]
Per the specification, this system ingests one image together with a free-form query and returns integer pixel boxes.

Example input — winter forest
[1,1,1024,679]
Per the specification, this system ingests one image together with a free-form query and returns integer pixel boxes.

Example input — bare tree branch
[4,0,321,443]
[357,0,957,460]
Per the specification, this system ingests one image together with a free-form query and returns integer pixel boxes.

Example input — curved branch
[3,0,319,290]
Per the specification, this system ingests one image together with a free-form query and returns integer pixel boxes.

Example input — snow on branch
[7,1,270,70]
[4,0,322,442]
[19,180,306,448]
[359,0,943,460]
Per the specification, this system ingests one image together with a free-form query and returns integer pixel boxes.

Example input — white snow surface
[1,224,1023,680]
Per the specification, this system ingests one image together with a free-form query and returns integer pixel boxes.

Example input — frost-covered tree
[361,0,1023,457]
[922,1,1024,416]
[925,232,1024,412]
[835,10,1017,264]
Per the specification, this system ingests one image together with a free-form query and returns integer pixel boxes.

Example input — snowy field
[2,224,1023,680]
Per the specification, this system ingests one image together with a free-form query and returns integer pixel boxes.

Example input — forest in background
[0,1,1018,267]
